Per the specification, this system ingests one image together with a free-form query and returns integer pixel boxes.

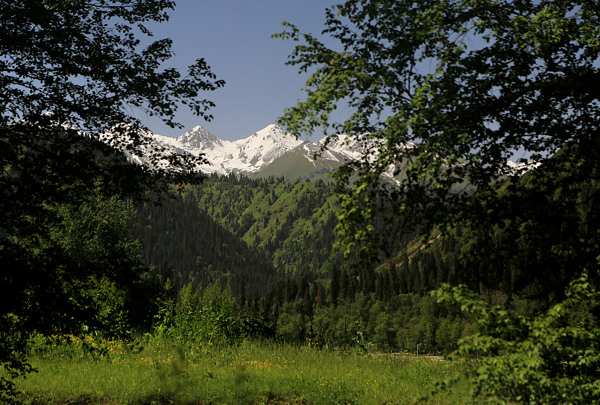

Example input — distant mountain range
[116,123,534,182]
[147,124,399,181]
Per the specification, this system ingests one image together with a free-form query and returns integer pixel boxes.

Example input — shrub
[432,273,600,404]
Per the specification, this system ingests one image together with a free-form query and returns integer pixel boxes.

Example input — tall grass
[15,336,469,404]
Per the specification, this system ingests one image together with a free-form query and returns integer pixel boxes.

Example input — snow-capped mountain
[233,124,304,170]
[505,159,541,175]
[129,123,533,182]
[148,124,375,179]
[179,125,224,150]
[149,124,304,175]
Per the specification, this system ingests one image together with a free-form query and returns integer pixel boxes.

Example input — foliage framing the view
[1,0,224,183]
[1,0,224,129]
[275,0,600,256]
[432,273,600,404]
[0,0,223,400]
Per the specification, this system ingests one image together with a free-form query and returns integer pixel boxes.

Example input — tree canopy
[276,3,600,401]
[0,1,223,398]
[1,0,224,185]
[1,0,223,130]
[1,0,225,320]
[276,0,600,256]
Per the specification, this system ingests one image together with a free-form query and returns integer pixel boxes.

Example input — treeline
[246,261,548,354]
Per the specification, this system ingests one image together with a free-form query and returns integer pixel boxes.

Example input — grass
[13,336,470,404]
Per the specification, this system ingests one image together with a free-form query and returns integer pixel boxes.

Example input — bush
[432,273,600,404]
[0,314,35,403]
[153,281,244,349]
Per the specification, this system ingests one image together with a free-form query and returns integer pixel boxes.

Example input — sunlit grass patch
[16,337,469,404]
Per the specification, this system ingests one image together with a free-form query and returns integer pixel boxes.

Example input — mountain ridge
[130,123,530,182]
[149,124,373,179]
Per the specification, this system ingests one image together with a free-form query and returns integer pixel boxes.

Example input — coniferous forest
[130,161,596,357]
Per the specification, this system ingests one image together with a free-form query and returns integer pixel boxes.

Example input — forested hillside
[192,174,346,277]
[133,174,361,295]
[247,150,600,354]
[131,174,472,354]
[126,169,537,354]
[134,194,277,299]
[130,146,600,357]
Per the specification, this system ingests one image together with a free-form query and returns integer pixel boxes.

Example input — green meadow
[13,336,468,404]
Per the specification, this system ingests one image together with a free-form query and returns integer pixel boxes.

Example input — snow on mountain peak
[178,125,223,151]
[146,124,305,175]
[118,123,534,184]
[505,159,541,175]
[240,124,301,146]
[146,124,398,177]
[232,125,304,169]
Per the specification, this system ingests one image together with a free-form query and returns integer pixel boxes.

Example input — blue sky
[142,1,339,141]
